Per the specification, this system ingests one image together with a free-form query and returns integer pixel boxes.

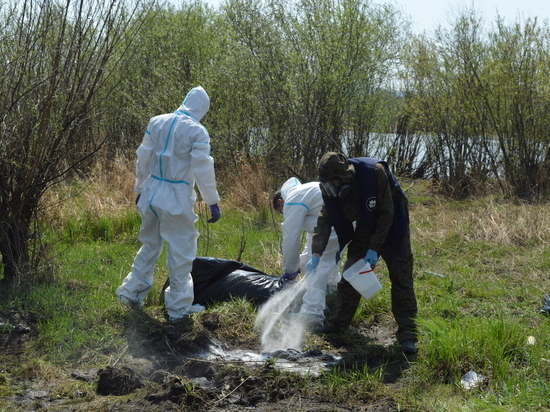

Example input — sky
[199,0,550,34]
[395,0,550,33]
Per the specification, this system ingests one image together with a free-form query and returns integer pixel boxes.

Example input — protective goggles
[320,181,340,197]
[320,180,351,198]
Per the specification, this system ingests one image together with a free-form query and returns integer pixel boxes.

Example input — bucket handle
[358,257,374,274]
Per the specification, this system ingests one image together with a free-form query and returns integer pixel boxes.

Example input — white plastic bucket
[342,260,382,300]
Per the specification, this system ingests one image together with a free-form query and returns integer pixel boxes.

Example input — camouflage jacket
[312,162,395,256]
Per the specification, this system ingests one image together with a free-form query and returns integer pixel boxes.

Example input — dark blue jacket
[323,157,409,254]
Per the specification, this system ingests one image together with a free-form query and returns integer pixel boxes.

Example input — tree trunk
[0,215,31,286]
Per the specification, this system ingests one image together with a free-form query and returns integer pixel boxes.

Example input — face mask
[320,181,339,197]
[320,181,351,198]
[339,184,352,198]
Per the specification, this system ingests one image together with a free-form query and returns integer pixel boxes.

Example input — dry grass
[39,149,550,252]
[218,156,275,210]
[43,154,279,225]
[83,152,137,207]
[410,187,550,248]
[42,153,136,226]
[41,155,550,256]
[197,298,259,348]
[465,199,550,246]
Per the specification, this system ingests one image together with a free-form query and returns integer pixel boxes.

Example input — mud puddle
[200,341,341,376]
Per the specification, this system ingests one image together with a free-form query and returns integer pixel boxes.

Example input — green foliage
[420,317,524,381]
[401,10,550,200]
[321,361,384,401]
[20,242,133,361]
[415,316,550,410]
[197,203,281,274]
[216,0,406,176]
[4,0,550,295]
[108,2,222,152]
[102,1,550,198]
[2,0,550,409]
[59,210,141,243]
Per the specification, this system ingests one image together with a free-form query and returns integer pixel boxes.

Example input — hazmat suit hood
[280,177,302,200]
[177,86,210,122]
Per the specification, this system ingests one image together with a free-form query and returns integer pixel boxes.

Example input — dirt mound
[97,366,144,396]
[0,311,36,355]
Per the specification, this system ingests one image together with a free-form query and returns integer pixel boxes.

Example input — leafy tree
[483,18,550,200]
[0,0,150,285]
[219,0,405,178]
[430,11,493,197]
[398,35,443,179]
[401,10,550,199]
[106,1,222,153]
[219,0,293,173]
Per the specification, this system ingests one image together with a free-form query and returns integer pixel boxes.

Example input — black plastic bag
[162,257,288,307]
[540,295,550,316]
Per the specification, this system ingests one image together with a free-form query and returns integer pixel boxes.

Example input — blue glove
[207,204,220,223]
[282,269,300,280]
[364,249,379,268]
[306,256,320,274]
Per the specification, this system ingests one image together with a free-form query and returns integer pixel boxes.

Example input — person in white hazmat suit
[116,86,221,323]
[272,177,341,327]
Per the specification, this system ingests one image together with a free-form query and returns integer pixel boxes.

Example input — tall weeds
[41,154,138,242]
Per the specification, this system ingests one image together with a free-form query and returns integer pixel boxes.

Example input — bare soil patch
[1,310,415,411]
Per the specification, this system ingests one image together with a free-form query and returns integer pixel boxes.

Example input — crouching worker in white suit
[272,178,341,328]
[117,86,221,324]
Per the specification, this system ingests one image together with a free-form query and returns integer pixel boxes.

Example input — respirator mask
[320,180,351,198]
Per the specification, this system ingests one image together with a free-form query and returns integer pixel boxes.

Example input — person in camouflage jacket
[308,152,418,355]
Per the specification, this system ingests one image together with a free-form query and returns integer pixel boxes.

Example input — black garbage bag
[162,257,288,307]
[540,295,550,316]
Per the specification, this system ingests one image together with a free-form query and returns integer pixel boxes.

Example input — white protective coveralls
[116,86,220,319]
[280,178,341,320]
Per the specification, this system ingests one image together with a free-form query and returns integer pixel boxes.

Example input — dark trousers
[328,222,417,343]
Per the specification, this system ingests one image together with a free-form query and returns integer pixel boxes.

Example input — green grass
[2,179,550,411]
[195,204,282,274]
[320,362,384,402]
[2,202,282,364]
